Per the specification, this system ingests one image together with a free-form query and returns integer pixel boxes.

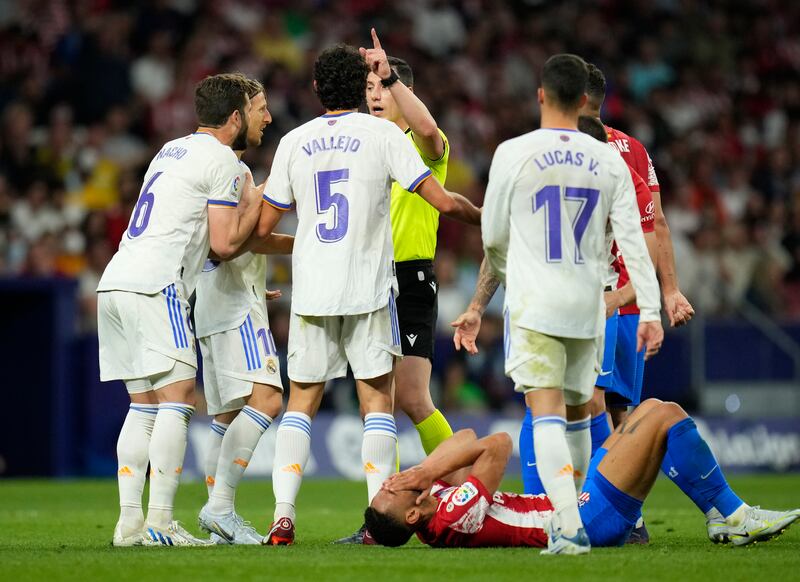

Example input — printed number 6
[315,169,350,243]
[128,171,162,238]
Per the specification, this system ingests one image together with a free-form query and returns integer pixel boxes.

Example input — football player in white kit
[194,77,294,544]
[481,54,663,555]
[97,74,266,547]
[255,44,481,545]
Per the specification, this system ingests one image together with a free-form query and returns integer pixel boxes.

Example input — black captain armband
[381,69,400,88]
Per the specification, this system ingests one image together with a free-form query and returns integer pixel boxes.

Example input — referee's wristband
[381,69,400,87]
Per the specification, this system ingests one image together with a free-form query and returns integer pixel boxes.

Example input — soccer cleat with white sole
[209,532,229,545]
[728,506,800,547]
[142,521,214,546]
[540,521,591,555]
[706,508,733,543]
[112,522,144,547]
[198,506,264,545]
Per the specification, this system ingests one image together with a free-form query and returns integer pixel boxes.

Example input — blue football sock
[660,447,713,513]
[590,413,611,457]
[519,408,545,495]
[665,418,743,517]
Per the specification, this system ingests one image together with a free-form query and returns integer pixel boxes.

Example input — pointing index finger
[371,27,382,50]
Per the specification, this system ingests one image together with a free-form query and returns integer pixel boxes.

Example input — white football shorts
[97,286,198,393]
[199,304,284,416]
[287,292,402,383]
[505,314,602,406]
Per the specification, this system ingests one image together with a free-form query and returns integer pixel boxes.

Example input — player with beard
[195,75,294,545]
[98,73,265,546]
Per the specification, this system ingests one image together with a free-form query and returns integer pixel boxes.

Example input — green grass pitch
[1,475,799,581]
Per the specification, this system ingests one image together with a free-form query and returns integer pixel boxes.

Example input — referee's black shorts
[395,259,438,360]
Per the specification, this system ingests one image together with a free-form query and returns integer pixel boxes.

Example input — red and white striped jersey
[416,477,553,548]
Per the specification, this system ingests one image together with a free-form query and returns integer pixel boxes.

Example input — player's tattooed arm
[452,257,500,354]
[469,257,500,315]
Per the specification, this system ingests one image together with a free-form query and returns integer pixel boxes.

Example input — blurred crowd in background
[1,0,799,412]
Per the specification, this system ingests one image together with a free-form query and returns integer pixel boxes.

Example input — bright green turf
[1,475,798,581]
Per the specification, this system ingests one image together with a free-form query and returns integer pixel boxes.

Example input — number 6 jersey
[264,111,431,316]
[482,128,660,339]
[98,132,245,297]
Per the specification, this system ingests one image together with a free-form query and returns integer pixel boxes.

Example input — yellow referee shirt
[391,128,449,262]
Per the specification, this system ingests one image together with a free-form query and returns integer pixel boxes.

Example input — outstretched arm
[452,257,500,354]
[415,176,481,225]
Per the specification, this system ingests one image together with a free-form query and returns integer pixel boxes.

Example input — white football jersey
[195,161,268,338]
[265,111,431,316]
[98,132,246,297]
[482,128,660,339]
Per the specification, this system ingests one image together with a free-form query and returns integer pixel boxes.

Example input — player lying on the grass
[365,399,799,550]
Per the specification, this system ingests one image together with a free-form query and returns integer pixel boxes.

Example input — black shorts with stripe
[396,259,438,359]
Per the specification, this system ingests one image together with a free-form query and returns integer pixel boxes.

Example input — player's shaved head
[541,54,589,112]
[314,44,369,111]
[578,115,608,143]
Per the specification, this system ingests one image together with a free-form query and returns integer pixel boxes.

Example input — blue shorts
[594,312,645,407]
[579,448,643,546]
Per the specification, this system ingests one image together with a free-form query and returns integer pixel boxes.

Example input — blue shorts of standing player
[520,311,644,495]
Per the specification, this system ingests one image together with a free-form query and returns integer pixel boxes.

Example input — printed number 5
[315,169,350,243]
[128,171,162,238]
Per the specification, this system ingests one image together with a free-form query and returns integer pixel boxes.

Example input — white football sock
[272,412,311,522]
[146,403,194,530]
[362,413,397,503]
[116,403,157,533]
[205,420,229,498]
[533,415,583,537]
[208,406,272,514]
[565,416,592,494]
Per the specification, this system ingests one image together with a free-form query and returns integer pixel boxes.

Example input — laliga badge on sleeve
[452,482,479,506]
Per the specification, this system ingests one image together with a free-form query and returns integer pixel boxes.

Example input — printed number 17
[533,185,599,263]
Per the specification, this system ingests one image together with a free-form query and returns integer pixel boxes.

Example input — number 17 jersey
[482,128,660,339]
[264,111,432,316]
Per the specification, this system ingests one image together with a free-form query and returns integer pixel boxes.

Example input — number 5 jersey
[263,111,432,317]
